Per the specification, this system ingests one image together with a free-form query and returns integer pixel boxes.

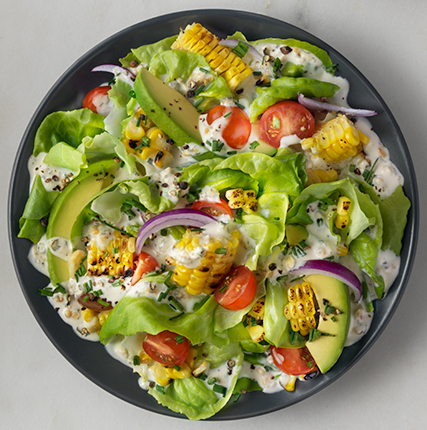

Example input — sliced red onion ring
[219,39,263,61]
[135,209,216,254]
[290,259,362,302]
[298,94,377,117]
[92,64,136,86]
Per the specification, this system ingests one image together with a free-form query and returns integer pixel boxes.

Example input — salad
[18,22,411,420]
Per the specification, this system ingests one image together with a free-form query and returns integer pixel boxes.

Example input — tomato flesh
[131,251,160,286]
[214,266,257,311]
[206,105,251,149]
[82,85,111,114]
[143,330,189,367]
[192,198,233,218]
[259,101,315,148]
[271,346,317,375]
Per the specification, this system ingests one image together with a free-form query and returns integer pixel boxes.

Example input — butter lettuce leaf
[43,141,87,174]
[33,109,105,156]
[104,80,133,138]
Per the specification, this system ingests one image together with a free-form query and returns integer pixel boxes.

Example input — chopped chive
[168,296,184,312]
[160,229,168,237]
[155,384,165,394]
[83,281,92,293]
[306,361,313,368]
[249,141,260,150]
[190,228,204,232]
[253,70,262,76]
[213,384,227,397]
[169,312,185,321]
[157,287,171,302]
[136,116,141,127]
[232,393,241,402]
[173,365,181,371]
[211,140,224,152]
[133,355,141,366]
[277,274,289,282]
[129,90,136,98]
[111,279,121,287]
[273,57,282,73]
[195,84,206,96]
[83,296,89,302]
[324,303,336,314]
[198,373,208,380]
[316,218,324,227]
[232,40,249,58]
[54,285,66,295]
[97,299,110,307]
[218,282,229,293]
[103,251,109,257]
[199,67,210,73]
[38,287,54,297]
[234,99,245,109]
[88,213,131,236]
[223,112,232,118]
[291,274,305,282]
[194,97,204,108]
[215,247,227,255]
[349,164,356,173]
[207,377,217,385]
[124,199,147,212]
[331,316,337,322]
[113,247,119,254]
[227,151,237,155]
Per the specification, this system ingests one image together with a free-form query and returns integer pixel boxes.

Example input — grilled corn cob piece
[171,230,240,295]
[284,282,317,336]
[334,195,351,230]
[171,23,253,92]
[225,188,258,213]
[87,230,135,277]
[301,115,369,163]
[306,168,338,186]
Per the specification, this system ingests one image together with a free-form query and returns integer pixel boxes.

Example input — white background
[2,1,426,429]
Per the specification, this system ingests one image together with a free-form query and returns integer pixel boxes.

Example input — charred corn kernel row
[301,115,369,163]
[81,309,111,333]
[172,230,240,295]
[171,23,253,91]
[284,282,317,336]
[225,188,258,213]
[87,231,135,277]
[306,168,338,186]
[334,196,351,230]
[246,298,265,342]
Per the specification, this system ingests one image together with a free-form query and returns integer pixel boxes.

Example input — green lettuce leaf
[18,175,60,243]
[250,77,340,121]
[43,141,87,174]
[104,80,133,138]
[33,109,105,156]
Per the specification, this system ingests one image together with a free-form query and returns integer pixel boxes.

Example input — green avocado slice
[305,274,351,373]
[46,160,118,285]
[134,67,202,146]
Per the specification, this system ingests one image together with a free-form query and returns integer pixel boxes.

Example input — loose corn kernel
[164,362,192,379]
[171,23,253,92]
[306,168,338,186]
[284,375,297,391]
[135,127,173,168]
[171,230,240,295]
[247,324,264,343]
[151,362,171,386]
[301,114,369,163]
[87,230,135,277]
[97,310,111,327]
[185,348,198,370]
[225,188,258,213]
[337,196,351,215]
[82,308,98,322]
[138,351,152,364]
[284,282,317,337]
[192,360,209,377]
[335,213,349,230]
[336,243,349,256]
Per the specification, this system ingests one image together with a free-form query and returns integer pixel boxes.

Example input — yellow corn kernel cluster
[81,308,111,333]
[122,107,152,150]
[171,230,240,295]
[301,115,369,163]
[151,348,199,386]
[306,168,338,186]
[246,298,265,342]
[136,127,174,168]
[284,282,317,336]
[87,231,135,277]
[334,195,351,230]
[171,23,253,92]
[225,188,258,213]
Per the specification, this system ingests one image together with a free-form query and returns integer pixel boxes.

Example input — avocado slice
[134,68,202,146]
[46,160,118,285]
[304,274,351,373]
[252,139,277,156]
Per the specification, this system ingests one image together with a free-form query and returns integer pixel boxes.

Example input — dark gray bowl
[8,9,419,420]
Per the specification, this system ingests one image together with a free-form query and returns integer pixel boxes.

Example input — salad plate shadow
[8,9,419,420]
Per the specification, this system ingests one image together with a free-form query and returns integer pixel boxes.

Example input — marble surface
[2,1,426,429]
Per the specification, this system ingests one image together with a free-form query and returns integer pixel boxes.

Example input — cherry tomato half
[143,330,190,367]
[259,100,315,148]
[192,198,233,218]
[214,266,257,311]
[82,85,111,114]
[271,346,317,375]
[131,251,160,286]
[206,105,251,149]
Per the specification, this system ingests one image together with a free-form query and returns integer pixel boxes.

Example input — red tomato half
[214,266,257,311]
[192,198,233,218]
[82,85,111,114]
[259,101,315,148]
[271,346,317,375]
[206,105,251,149]
[143,330,189,367]
[131,251,160,286]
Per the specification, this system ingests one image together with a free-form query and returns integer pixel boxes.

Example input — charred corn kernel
[82,308,98,322]
[301,114,369,163]
[68,249,87,279]
[82,309,101,333]
[225,188,258,213]
[151,362,171,386]
[336,243,349,256]
[122,108,151,153]
[185,348,198,370]
[138,351,152,364]
[87,231,135,277]
[284,375,297,391]
[165,362,192,380]
[171,23,253,91]
[135,127,173,168]
[192,360,209,377]
[306,168,338,186]
[97,310,110,327]
[285,282,317,337]
[172,230,240,295]
[247,324,264,343]
[248,298,265,321]
[337,196,351,215]
[335,213,349,230]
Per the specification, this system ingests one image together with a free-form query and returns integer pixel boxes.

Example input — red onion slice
[298,94,377,117]
[290,259,362,302]
[135,209,216,254]
[92,64,136,86]
[219,39,263,61]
